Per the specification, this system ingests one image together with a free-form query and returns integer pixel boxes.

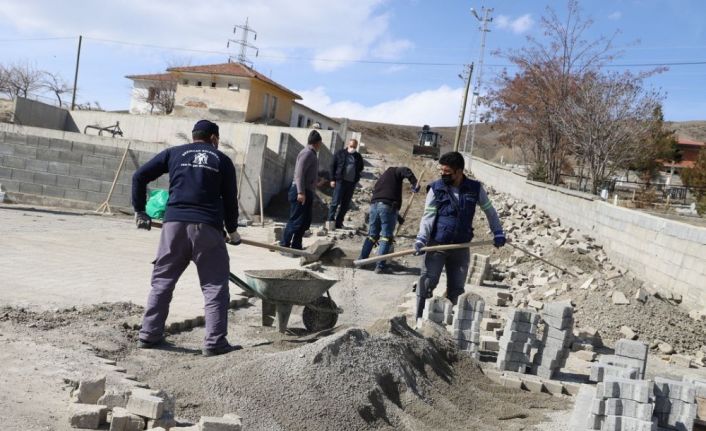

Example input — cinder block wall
[0,131,168,210]
[470,157,706,312]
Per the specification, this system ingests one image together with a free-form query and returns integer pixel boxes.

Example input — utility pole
[227,18,259,67]
[463,6,493,168]
[70,35,82,111]
[453,63,474,152]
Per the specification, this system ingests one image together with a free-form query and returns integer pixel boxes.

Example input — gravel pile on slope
[483,190,706,356]
[163,316,565,431]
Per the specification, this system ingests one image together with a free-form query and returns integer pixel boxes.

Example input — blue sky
[0,0,704,125]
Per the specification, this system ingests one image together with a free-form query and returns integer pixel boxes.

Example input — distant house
[663,137,705,171]
[290,101,341,131]
[125,73,177,115]
[165,62,304,125]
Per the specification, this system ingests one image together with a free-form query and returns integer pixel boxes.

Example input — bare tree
[2,62,43,99]
[553,71,663,194]
[41,72,73,107]
[135,76,177,115]
[490,0,621,184]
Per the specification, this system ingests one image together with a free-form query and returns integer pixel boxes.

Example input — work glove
[397,214,405,225]
[413,238,426,256]
[411,183,421,193]
[227,230,242,245]
[493,230,506,248]
[135,211,151,231]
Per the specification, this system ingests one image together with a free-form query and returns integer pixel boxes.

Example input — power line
[5,35,706,69]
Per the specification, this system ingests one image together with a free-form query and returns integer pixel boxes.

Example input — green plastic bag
[145,189,169,220]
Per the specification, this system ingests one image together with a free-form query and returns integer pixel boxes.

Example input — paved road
[0,205,310,325]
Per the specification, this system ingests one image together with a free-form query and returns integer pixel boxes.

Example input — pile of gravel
[170,316,565,430]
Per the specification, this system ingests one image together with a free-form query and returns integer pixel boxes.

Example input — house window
[270,96,278,119]
[297,114,305,127]
[147,87,158,102]
[182,79,188,85]
[306,118,312,127]
[197,81,202,87]
[211,82,217,88]
[228,83,239,91]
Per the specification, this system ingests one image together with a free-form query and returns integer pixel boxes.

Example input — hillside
[348,119,706,165]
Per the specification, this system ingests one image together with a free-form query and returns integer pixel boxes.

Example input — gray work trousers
[139,221,230,349]
[416,248,470,318]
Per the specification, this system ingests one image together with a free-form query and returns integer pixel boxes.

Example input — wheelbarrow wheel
[303,296,338,332]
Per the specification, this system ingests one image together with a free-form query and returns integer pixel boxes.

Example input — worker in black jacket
[328,139,364,229]
[359,166,419,273]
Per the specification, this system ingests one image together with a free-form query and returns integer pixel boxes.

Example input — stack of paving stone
[451,292,485,359]
[654,377,697,431]
[496,308,539,373]
[684,377,706,427]
[532,301,573,379]
[466,253,490,285]
[586,377,657,431]
[422,296,450,325]
[590,339,648,383]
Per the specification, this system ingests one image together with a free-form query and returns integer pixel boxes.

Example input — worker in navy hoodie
[413,151,506,323]
[131,119,240,357]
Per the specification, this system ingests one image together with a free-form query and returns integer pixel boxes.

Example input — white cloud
[608,11,622,20]
[496,13,534,34]
[371,39,414,60]
[297,85,467,126]
[0,0,402,73]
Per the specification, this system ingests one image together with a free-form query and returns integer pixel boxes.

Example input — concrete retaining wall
[0,131,168,210]
[69,110,341,155]
[470,157,706,312]
[12,98,77,132]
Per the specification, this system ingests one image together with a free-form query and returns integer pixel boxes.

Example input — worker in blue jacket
[131,119,240,357]
[413,151,506,321]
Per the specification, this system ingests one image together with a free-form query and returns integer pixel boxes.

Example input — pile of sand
[167,316,565,430]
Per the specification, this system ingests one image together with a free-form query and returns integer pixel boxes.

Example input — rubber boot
[359,237,377,260]
[375,238,393,271]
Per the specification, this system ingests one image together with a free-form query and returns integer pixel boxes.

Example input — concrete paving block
[569,385,598,430]
[500,375,523,389]
[452,319,481,331]
[455,309,482,321]
[498,350,530,363]
[499,339,533,354]
[563,382,581,396]
[590,363,640,383]
[542,301,573,319]
[483,369,504,384]
[75,375,106,404]
[110,407,146,431]
[654,377,696,403]
[604,398,655,421]
[541,313,573,330]
[521,377,545,393]
[602,415,658,431]
[480,336,500,351]
[508,320,537,334]
[457,292,485,313]
[199,415,243,431]
[534,365,555,379]
[68,403,106,429]
[670,354,694,368]
[481,318,503,331]
[600,354,646,378]
[599,378,653,403]
[457,339,479,351]
[500,330,534,343]
[126,391,164,420]
[575,350,598,362]
[507,308,537,323]
[615,339,649,361]
[452,329,480,343]
[147,412,177,430]
[97,388,131,409]
[543,379,564,396]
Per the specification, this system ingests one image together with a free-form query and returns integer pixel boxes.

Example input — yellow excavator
[412,125,441,159]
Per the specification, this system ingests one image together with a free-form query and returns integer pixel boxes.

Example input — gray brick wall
[0,131,169,211]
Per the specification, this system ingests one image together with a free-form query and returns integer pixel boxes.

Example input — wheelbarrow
[228,269,342,333]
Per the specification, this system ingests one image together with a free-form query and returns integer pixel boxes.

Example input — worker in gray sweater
[281,130,322,250]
